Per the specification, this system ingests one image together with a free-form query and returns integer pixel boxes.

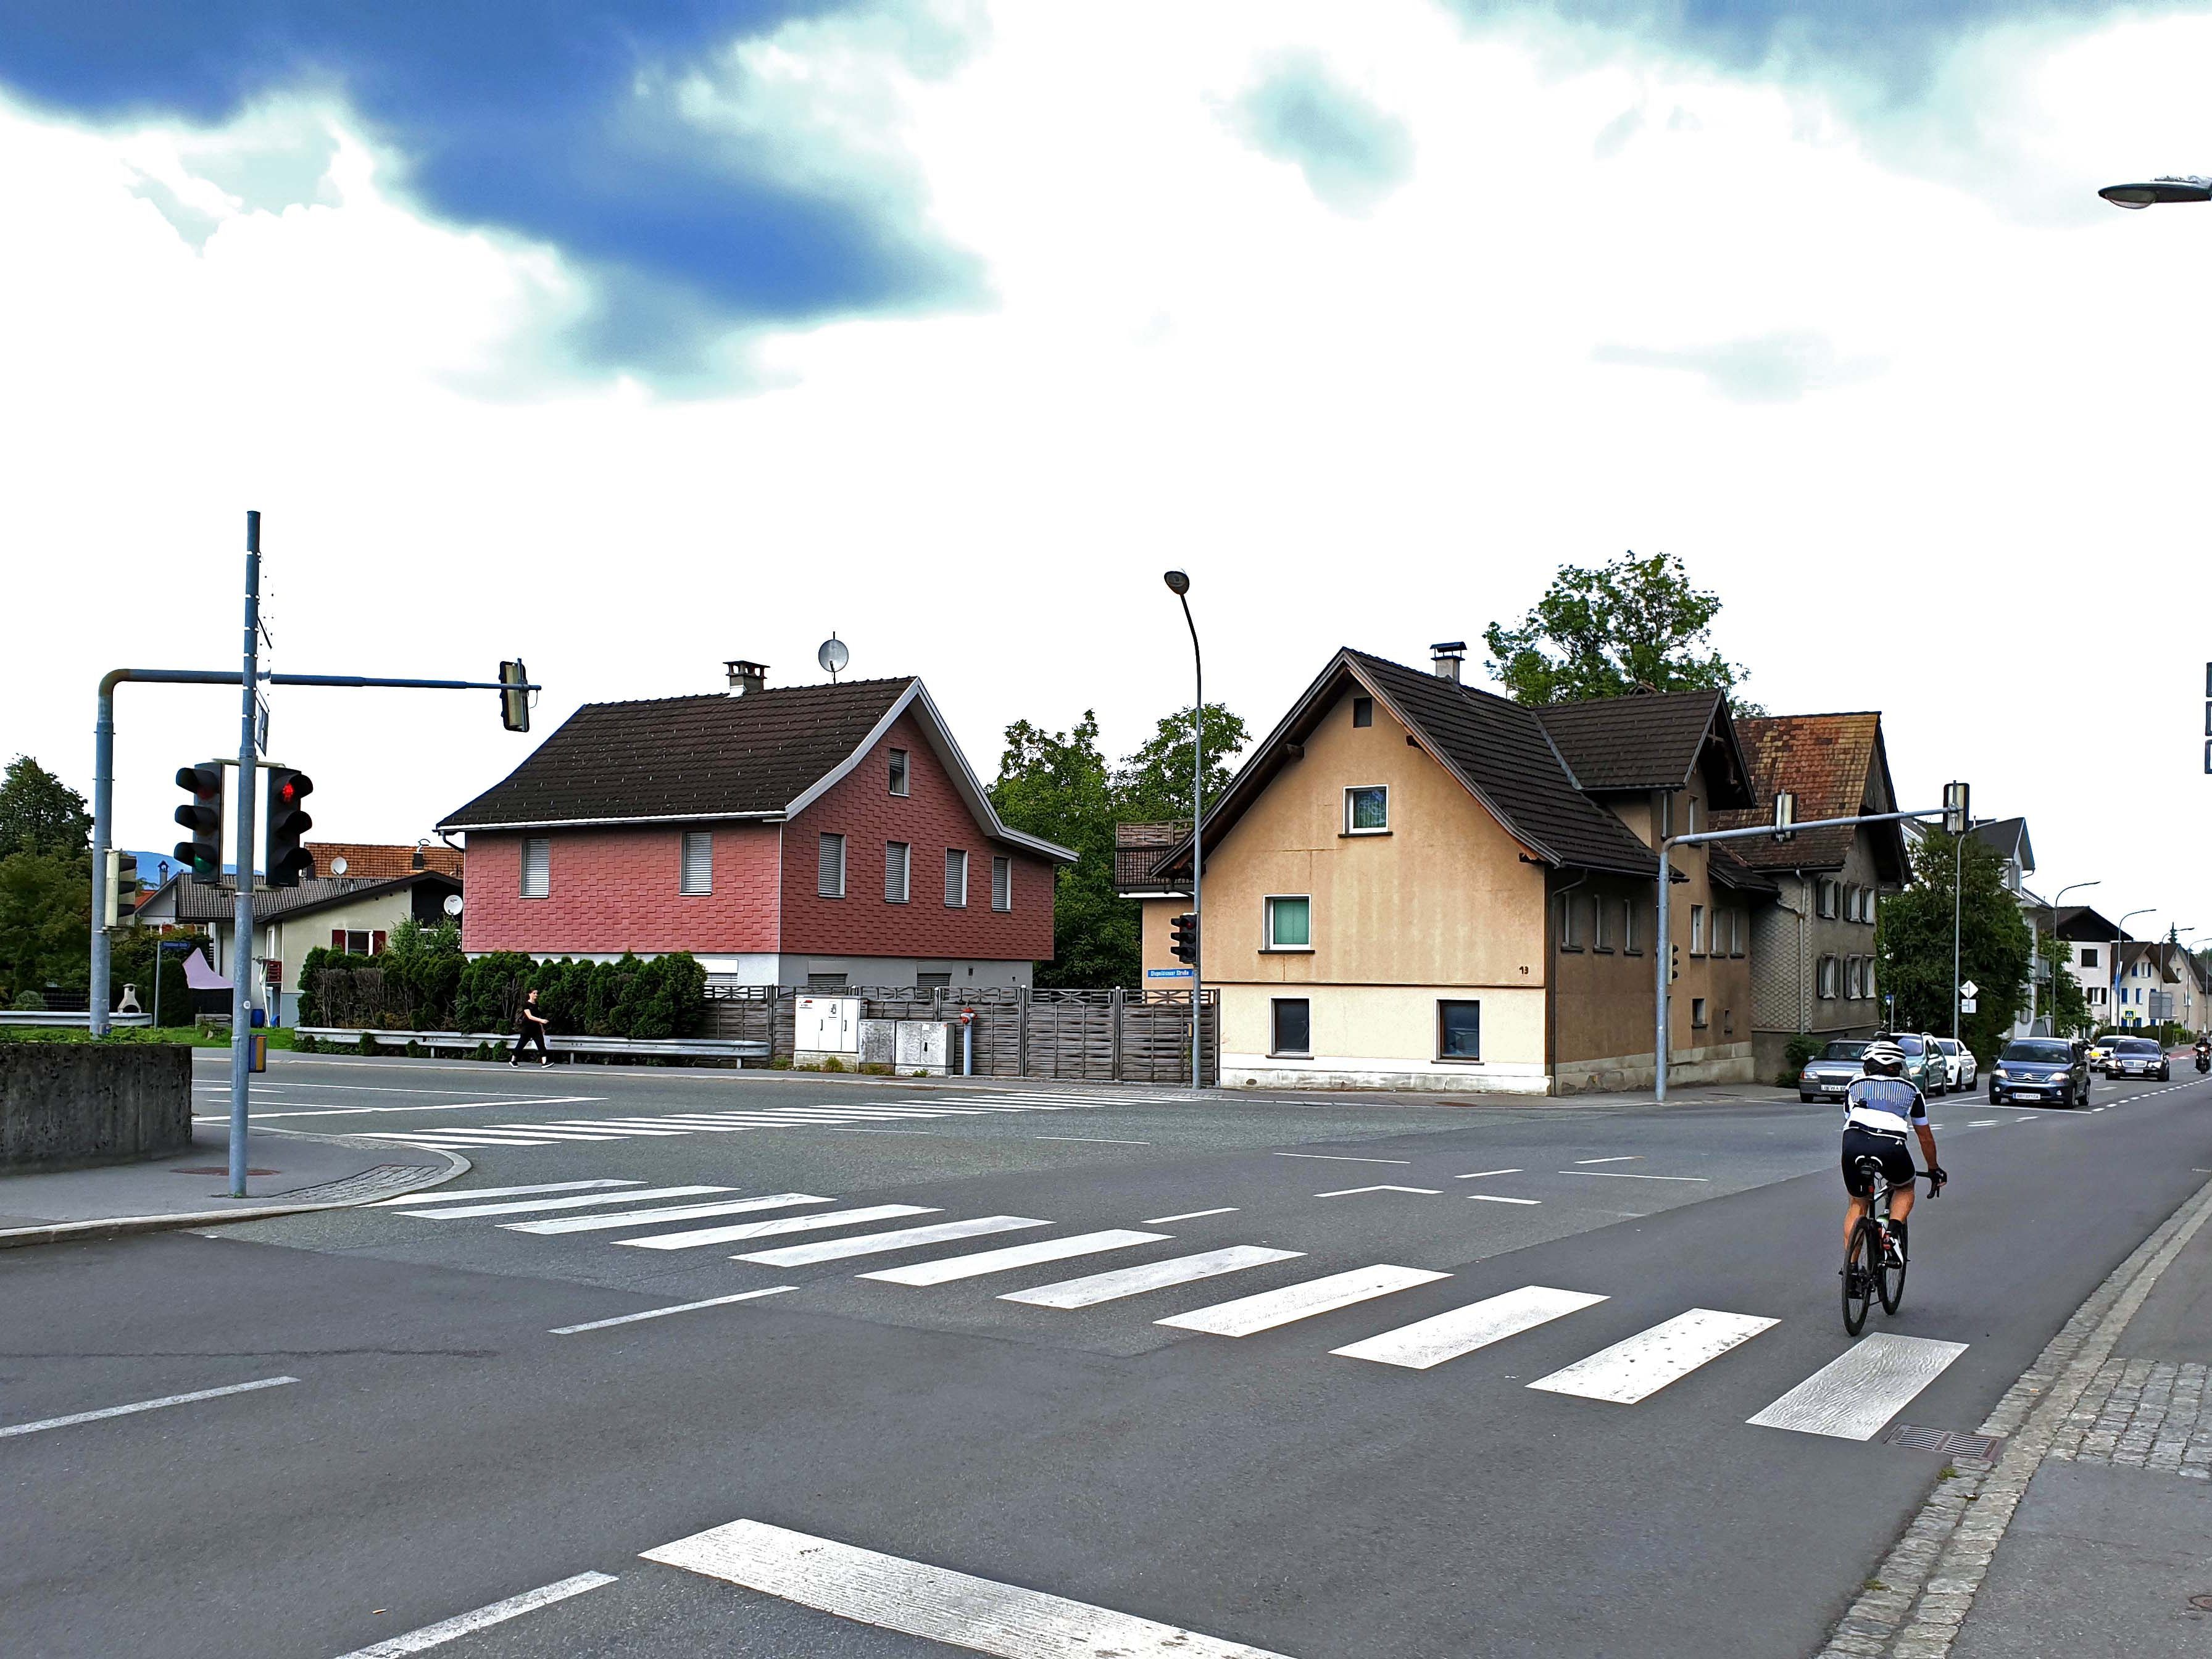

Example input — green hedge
[305,934,706,1041]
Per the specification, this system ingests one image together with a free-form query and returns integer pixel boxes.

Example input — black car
[1990,1038,2092,1107]
[2104,1036,2171,1081]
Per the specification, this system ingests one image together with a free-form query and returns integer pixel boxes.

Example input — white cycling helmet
[1862,1040,1908,1076]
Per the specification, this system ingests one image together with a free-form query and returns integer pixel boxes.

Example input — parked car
[1798,1038,1872,1102]
[1893,1031,1948,1097]
[1934,1037,1977,1092]
[2104,1035,2171,1081]
[1990,1037,2092,1107]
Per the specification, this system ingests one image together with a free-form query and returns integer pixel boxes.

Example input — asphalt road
[7,1054,2211,1659]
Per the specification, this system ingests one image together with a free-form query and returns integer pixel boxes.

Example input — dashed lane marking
[1314,1184,1442,1197]
[1455,1168,1523,1180]
[1273,1153,1413,1166]
[332,1571,617,1657]
[549,1289,794,1336]
[1559,1170,1709,1183]
[0,1376,297,1440]
[1142,1207,1239,1224]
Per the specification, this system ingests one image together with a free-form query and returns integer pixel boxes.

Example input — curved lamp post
[1163,570,1203,1088]
[2114,907,2155,1029]
[2049,881,2100,1037]
[2099,175,2212,209]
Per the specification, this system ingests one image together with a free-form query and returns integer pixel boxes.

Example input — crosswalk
[343,1089,1214,1152]
[375,1178,1971,1439]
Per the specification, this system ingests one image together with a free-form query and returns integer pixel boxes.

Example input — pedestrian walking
[512,987,551,1066]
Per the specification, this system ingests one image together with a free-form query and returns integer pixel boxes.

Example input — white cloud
[3,0,2210,944]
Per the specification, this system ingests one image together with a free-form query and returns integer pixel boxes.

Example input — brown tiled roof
[305,842,461,881]
[1711,846,1781,894]
[439,678,912,831]
[1114,822,1187,892]
[1531,690,1744,794]
[1707,712,1905,877]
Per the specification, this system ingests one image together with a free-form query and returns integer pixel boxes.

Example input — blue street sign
[1146,967,1194,979]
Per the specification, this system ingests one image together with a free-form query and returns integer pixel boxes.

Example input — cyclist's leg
[1844,1194,1868,1252]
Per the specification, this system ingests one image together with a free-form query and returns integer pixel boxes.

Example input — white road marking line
[549,1288,796,1335]
[1527,1309,1778,1404]
[1969,1120,1998,1127]
[501,1194,836,1235]
[621,1204,938,1251]
[1747,1333,1970,1440]
[1574,1157,1640,1165]
[333,1571,618,1657]
[241,1096,612,1118]
[1142,1207,1239,1224]
[479,1125,634,1141]
[737,1216,1050,1266]
[641,1518,1296,1659]
[1559,1171,1710,1183]
[0,1375,297,1439]
[374,1179,644,1207]
[1035,1136,1152,1144]
[1455,1168,1523,1180]
[861,1229,1171,1286]
[1159,1265,1450,1336]
[1000,1247,1302,1310]
[538,1120,696,1136]
[399,1185,736,1220]
[826,1127,942,1134]
[1333,1286,1607,1371]
[1468,1194,1543,1205]
[1273,1152,1413,1165]
[368,1132,562,1147]
[1315,1184,1442,1197]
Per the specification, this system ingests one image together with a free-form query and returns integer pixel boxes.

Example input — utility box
[895,1020,954,1075]
[795,996,862,1066]
[857,1019,899,1070]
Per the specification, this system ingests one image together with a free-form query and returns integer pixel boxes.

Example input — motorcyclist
[2195,1035,2209,1072]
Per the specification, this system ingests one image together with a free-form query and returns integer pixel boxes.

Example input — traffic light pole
[226,515,264,1197]
[1652,802,1956,1103]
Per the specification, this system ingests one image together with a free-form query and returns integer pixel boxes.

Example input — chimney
[412,841,426,871]
[725,659,768,696]
[1429,641,1466,684]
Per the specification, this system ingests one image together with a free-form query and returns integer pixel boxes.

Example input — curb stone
[1815,1172,2212,1658]
[0,1137,471,1251]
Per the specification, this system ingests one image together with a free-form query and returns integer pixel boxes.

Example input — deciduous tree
[1482,551,1760,712]
[0,755,91,857]
[1874,831,2031,1060]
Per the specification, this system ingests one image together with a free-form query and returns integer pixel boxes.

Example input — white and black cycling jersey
[1842,1076,1928,1137]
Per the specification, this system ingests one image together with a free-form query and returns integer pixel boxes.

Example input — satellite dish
[330,857,348,875]
[443,894,464,917]
[818,634,849,681]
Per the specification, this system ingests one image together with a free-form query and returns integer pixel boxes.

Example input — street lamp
[2114,907,2154,1029]
[2099,175,2212,209]
[1163,570,1203,1089]
[2049,881,2100,1038]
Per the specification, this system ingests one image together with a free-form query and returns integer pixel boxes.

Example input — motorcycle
[2197,1050,2210,1075]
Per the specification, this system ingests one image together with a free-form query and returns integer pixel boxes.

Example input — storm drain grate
[1884,1423,2006,1463]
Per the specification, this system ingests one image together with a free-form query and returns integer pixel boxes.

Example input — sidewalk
[0,1121,467,1248]
[1817,1175,2212,1658]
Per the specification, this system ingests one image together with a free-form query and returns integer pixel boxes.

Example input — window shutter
[992,856,1012,912]
[370,930,387,955]
[818,834,846,898]
[944,849,967,907]
[331,928,345,950]
[680,830,713,896]
[885,842,910,903]
[521,837,550,898]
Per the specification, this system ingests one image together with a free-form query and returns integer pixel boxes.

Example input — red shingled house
[439,662,1074,989]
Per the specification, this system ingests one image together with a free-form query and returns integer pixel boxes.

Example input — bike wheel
[1878,1223,1908,1314]
[1842,1221,1875,1336]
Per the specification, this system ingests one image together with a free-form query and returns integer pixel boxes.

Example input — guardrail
[0,1011,154,1029]
[294,1028,767,1062]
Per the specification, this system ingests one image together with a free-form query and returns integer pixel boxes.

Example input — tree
[2044,936,2089,1040]
[1113,704,1251,824]
[1482,551,1761,712]
[989,713,1133,988]
[0,846,89,1007]
[0,755,91,857]
[1874,830,2032,1061]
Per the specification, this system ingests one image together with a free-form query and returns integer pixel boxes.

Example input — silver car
[1934,1037,1977,1092]
[1799,1038,1872,1103]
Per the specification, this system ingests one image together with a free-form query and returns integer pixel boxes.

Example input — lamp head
[2100,176,2212,209]
[1163,569,1190,596]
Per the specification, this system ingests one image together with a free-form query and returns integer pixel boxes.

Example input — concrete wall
[0,1043,191,1169]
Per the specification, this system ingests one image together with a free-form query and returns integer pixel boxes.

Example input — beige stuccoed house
[1121,645,1766,1094]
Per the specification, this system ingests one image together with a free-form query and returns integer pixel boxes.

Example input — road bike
[1842,1158,1939,1336]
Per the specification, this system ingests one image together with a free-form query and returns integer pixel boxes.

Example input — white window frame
[1690,904,1705,957]
[888,748,910,797]
[1818,878,1840,920]
[1343,785,1389,835]
[1265,894,1313,952]
[818,833,847,899]
[1818,954,1839,999]
[885,841,911,904]
[1270,996,1313,1058]
[991,855,1012,912]
[944,848,968,908]
[520,837,550,899]
[679,830,713,896]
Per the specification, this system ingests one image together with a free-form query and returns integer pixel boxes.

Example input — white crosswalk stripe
[397,1184,734,1219]
[618,1203,939,1251]
[501,1193,833,1236]
[999,1245,1302,1310]
[736,1215,1050,1266]
[1157,1265,1450,1337]
[1332,1286,1607,1370]
[375,1179,644,1207]
[1746,1333,1968,1439]
[1526,1309,1777,1404]
[860,1229,1170,1286]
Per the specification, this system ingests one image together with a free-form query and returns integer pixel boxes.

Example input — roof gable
[1706,712,1908,878]
[1531,689,1753,803]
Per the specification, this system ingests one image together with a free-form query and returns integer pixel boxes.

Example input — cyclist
[1842,1037,1945,1265]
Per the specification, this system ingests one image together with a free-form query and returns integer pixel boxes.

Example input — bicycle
[1842,1157,1940,1335]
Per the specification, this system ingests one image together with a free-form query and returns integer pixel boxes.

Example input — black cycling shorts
[1842,1126,1914,1196]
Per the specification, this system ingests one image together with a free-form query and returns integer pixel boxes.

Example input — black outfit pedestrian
[512,1003,550,1064]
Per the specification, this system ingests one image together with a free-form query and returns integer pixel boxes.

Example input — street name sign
[1146,967,1194,979]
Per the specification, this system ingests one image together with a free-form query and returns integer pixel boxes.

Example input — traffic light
[264,768,316,888]
[500,659,530,733]
[1170,912,1199,965]
[172,763,225,885]
[1670,943,1681,983]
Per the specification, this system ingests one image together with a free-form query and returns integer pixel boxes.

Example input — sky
[4,0,2211,943]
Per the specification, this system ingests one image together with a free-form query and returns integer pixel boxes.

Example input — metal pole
[89,682,115,1037]
[1952,831,1964,1041]
[1178,591,1204,1089]
[227,513,262,1198]
[1655,840,1671,1101]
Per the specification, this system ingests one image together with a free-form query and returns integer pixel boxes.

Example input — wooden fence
[705,986,1217,1085]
